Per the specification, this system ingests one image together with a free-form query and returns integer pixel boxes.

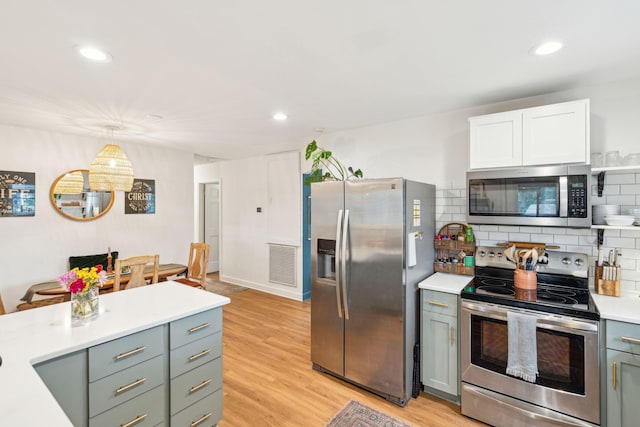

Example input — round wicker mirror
[50,169,114,221]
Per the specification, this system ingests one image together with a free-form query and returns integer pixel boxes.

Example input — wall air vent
[269,244,296,287]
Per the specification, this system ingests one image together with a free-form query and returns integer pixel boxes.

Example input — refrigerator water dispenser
[317,239,336,280]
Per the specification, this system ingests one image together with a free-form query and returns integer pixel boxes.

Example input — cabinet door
[522,100,588,166]
[607,349,640,427]
[34,349,88,427]
[469,111,522,169]
[422,310,458,396]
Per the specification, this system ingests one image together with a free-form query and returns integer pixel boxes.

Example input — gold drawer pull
[115,346,147,360]
[121,413,147,427]
[189,348,211,361]
[115,377,146,394]
[613,362,617,389]
[191,412,212,427]
[189,379,212,393]
[189,323,210,333]
[428,300,449,308]
[621,336,640,345]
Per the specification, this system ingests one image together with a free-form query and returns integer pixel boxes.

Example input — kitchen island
[0,281,230,426]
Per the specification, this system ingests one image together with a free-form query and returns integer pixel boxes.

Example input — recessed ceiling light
[75,45,112,63]
[273,112,288,121]
[531,41,563,56]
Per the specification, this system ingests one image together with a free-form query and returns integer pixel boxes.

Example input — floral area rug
[325,400,415,427]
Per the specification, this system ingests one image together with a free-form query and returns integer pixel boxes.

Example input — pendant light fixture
[89,125,134,192]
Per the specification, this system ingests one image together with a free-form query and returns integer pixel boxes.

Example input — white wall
[194,152,303,300]
[309,76,640,291]
[309,77,640,189]
[198,76,640,302]
[0,124,194,312]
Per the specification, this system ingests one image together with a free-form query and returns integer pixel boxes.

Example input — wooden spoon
[504,245,517,265]
[521,250,532,270]
[531,249,538,270]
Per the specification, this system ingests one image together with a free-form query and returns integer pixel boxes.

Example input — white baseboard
[219,274,304,301]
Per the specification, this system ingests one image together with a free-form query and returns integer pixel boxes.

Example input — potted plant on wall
[304,140,363,185]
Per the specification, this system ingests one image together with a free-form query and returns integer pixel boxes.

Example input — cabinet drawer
[171,388,222,427]
[89,384,165,427]
[171,358,222,415]
[171,331,222,378]
[89,354,165,417]
[607,320,640,355]
[422,290,458,317]
[170,308,222,350]
[89,325,166,381]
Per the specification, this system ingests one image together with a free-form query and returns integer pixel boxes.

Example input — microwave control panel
[568,176,588,218]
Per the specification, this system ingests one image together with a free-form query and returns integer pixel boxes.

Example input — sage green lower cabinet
[88,325,168,426]
[169,308,223,426]
[33,307,223,427]
[34,349,88,427]
[421,289,459,402]
[605,319,640,427]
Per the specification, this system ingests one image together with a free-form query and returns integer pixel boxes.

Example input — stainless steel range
[460,246,600,427]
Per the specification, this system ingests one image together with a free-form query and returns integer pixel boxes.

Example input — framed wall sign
[125,179,155,214]
[0,170,35,217]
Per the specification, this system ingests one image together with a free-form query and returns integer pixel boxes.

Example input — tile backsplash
[435,177,640,292]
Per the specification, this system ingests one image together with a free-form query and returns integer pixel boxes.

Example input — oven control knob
[478,250,486,257]
[497,252,503,258]
[488,251,495,258]
[575,258,584,266]
[562,257,572,265]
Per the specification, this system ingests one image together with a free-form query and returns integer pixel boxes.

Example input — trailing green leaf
[303,140,363,185]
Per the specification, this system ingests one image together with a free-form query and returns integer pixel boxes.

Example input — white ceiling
[2,1,640,160]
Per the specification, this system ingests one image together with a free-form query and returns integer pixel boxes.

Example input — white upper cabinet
[522,101,589,166]
[469,110,522,169]
[469,99,590,169]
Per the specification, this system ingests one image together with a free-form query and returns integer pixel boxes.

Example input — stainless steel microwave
[467,164,591,228]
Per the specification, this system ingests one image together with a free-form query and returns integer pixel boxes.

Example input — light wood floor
[218,288,486,427]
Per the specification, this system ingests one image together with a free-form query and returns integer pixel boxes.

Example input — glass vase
[71,287,99,321]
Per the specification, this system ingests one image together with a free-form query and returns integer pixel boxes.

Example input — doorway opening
[200,182,220,273]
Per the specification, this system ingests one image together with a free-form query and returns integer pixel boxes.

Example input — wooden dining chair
[175,243,210,289]
[113,254,159,291]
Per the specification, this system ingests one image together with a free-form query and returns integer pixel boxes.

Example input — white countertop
[592,288,640,324]
[0,281,230,426]
[418,272,473,294]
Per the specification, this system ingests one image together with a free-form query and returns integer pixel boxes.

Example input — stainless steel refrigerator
[310,178,435,406]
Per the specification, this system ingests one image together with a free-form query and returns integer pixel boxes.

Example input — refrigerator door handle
[341,209,350,320]
[335,209,344,318]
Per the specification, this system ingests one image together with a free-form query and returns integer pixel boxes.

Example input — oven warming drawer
[461,383,599,427]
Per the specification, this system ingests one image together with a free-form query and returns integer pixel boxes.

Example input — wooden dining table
[21,263,187,303]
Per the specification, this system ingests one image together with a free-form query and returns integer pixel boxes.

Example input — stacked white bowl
[628,208,640,226]
[604,215,635,226]
[593,205,620,225]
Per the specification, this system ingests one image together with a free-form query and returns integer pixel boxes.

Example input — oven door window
[470,315,585,394]
[468,177,559,217]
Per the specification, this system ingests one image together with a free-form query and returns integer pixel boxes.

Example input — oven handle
[461,301,598,333]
